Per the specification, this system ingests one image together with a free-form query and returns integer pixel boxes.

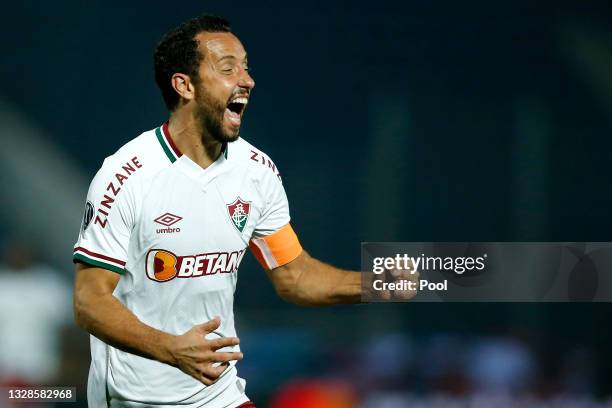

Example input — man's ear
[171,73,195,102]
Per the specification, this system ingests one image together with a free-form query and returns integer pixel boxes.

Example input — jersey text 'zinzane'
[95,156,143,228]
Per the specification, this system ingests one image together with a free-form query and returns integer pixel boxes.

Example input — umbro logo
[154,212,182,234]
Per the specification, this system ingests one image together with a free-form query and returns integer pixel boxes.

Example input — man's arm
[266,250,419,306]
[265,250,361,306]
[73,263,242,385]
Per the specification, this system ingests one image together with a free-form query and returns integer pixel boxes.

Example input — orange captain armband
[249,224,303,269]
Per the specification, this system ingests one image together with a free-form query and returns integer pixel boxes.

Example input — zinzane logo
[154,212,182,234]
[95,156,143,228]
[145,248,246,282]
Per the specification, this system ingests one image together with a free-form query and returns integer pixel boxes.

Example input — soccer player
[73,15,414,407]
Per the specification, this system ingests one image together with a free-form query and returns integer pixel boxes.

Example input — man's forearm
[75,264,244,386]
[272,252,363,306]
[74,290,176,366]
[299,257,362,305]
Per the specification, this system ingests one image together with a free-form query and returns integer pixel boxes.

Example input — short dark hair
[154,15,232,111]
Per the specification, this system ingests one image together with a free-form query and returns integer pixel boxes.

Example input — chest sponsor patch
[145,248,246,282]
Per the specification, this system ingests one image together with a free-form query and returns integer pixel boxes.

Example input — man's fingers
[198,316,221,333]
[212,351,243,363]
[208,362,230,378]
[395,290,417,300]
[198,362,230,385]
[198,361,230,383]
[389,268,418,279]
[199,372,217,386]
[389,268,406,278]
[379,289,391,300]
[209,337,240,350]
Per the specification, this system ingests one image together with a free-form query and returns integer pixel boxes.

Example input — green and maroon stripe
[73,246,125,274]
[155,122,182,163]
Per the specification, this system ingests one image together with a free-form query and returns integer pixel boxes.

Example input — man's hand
[169,317,243,386]
[365,257,420,301]
[376,266,420,301]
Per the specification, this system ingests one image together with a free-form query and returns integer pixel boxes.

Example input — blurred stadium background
[1,1,612,406]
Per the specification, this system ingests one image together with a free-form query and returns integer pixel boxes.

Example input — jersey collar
[155,122,182,163]
[156,122,228,163]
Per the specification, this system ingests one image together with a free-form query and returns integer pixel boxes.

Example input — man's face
[193,32,255,144]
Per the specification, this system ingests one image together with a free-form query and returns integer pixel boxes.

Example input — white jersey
[73,123,302,407]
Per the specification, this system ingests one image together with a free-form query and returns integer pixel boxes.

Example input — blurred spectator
[270,379,357,408]
[559,347,596,395]
[466,336,535,395]
[419,334,471,395]
[359,333,414,383]
[0,240,71,385]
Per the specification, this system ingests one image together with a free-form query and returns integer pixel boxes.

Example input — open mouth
[225,97,248,127]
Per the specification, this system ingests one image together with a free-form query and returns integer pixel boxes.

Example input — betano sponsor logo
[145,248,246,282]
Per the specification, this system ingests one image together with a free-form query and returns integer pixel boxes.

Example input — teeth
[230,97,248,105]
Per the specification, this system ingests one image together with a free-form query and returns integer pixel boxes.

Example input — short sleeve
[73,158,135,274]
[249,165,302,269]
[252,169,291,237]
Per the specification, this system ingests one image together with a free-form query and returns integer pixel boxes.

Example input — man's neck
[167,109,223,169]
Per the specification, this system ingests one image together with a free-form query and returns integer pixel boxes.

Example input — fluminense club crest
[227,197,250,233]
